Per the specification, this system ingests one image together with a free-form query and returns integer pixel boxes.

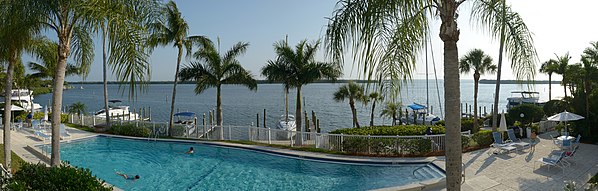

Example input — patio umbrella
[499,112,508,132]
[43,105,48,121]
[547,110,584,133]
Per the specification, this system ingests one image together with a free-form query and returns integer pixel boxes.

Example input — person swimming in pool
[186,147,194,154]
[116,172,140,181]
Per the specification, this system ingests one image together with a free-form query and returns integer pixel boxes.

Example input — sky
[25,0,598,82]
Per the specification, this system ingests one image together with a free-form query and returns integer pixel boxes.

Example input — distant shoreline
[68,79,560,85]
[478,79,560,84]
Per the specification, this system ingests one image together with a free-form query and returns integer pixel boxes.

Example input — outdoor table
[557,136,575,141]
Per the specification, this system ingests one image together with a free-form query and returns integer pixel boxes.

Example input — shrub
[472,130,493,147]
[339,137,432,155]
[110,123,150,137]
[330,125,445,136]
[462,136,471,149]
[7,162,112,191]
[543,100,569,116]
[508,104,544,125]
[461,118,475,132]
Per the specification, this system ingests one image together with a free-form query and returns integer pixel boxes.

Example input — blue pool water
[52,136,444,190]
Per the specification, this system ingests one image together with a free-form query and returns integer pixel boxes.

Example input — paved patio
[0,126,597,191]
[449,132,598,191]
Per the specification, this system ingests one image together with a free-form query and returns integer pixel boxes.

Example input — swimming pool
[50,136,444,190]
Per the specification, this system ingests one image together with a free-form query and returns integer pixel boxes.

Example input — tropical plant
[179,38,257,139]
[272,39,341,145]
[7,162,113,191]
[0,0,45,170]
[84,0,158,128]
[554,53,572,98]
[580,42,598,134]
[14,0,97,167]
[325,0,537,188]
[368,91,384,126]
[380,102,400,126]
[27,42,81,80]
[459,49,496,133]
[333,82,366,128]
[539,59,559,100]
[148,0,208,136]
[261,58,293,123]
[68,102,87,117]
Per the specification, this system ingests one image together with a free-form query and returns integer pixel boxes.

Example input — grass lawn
[0,144,26,173]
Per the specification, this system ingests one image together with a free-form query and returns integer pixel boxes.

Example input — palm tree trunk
[473,73,480,133]
[350,99,359,128]
[51,34,71,166]
[370,99,376,126]
[563,77,567,98]
[216,85,223,126]
[295,86,303,146]
[168,45,183,136]
[440,1,462,189]
[492,0,507,133]
[102,25,111,127]
[585,80,590,135]
[392,114,396,126]
[285,87,289,122]
[548,73,552,101]
[3,51,17,169]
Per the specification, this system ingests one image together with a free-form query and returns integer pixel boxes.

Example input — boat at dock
[506,91,544,110]
[276,115,296,131]
[401,103,441,125]
[94,100,146,121]
[3,89,43,111]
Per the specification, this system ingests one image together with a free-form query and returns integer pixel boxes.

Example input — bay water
[34,80,564,132]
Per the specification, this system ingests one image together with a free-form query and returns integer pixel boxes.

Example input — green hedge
[110,123,151,137]
[6,162,112,191]
[472,130,493,147]
[338,137,432,155]
[330,125,445,136]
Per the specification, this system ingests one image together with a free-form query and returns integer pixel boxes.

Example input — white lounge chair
[536,151,567,173]
[60,124,71,140]
[506,129,530,150]
[491,132,516,155]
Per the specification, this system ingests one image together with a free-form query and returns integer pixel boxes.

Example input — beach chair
[506,129,530,150]
[34,130,51,141]
[536,151,567,173]
[561,139,572,150]
[60,124,71,140]
[573,134,581,149]
[491,132,516,154]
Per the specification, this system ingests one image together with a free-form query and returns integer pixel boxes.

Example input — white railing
[69,114,471,155]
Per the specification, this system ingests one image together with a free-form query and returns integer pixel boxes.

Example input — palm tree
[179,38,257,139]
[27,40,80,80]
[380,102,400,126]
[273,39,341,145]
[539,59,559,100]
[0,0,45,169]
[68,102,87,122]
[554,53,571,98]
[368,91,384,126]
[148,1,208,136]
[459,49,496,133]
[261,58,293,123]
[85,0,158,127]
[325,0,536,189]
[581,42,598,135]
[25,0,98,167]
[333,82,366,128]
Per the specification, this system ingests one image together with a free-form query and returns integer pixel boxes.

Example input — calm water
[34,80,564,132]
[54,136,444,191]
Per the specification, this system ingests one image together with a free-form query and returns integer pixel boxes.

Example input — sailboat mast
[285,34,289,123]
[425,33,429,113]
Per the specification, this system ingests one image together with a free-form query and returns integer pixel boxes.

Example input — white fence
[70,114,471,155]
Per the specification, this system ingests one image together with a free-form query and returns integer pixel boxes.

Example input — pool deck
[1,126,597,191]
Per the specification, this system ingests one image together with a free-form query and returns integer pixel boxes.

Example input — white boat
[7,89,43,111]
[506,91,543,110]
[94,100,145,121]
[276,115,296,131]
[402,103,441,125]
